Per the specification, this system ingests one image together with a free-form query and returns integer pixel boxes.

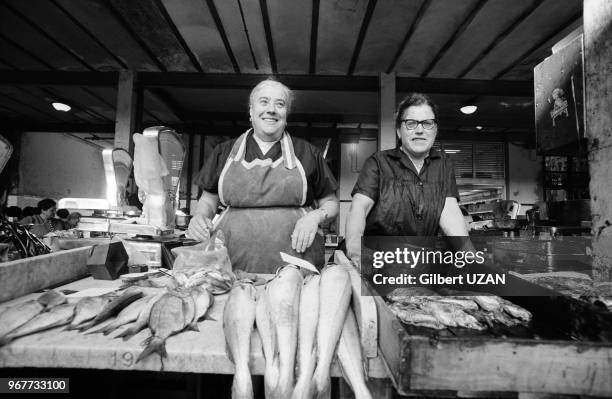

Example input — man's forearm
[314,194,339,224]
[193,191,219,220]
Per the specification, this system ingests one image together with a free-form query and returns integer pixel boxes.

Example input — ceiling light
[475,126,483,130]
[460,105,477,114]
[444,149,461,154]
[52,102,71,112]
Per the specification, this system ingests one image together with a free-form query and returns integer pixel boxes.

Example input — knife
[280,252,319,274]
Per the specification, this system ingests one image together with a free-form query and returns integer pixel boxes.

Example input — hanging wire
[237,0,259,70]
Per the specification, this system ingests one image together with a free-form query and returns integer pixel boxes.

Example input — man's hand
[186,214,213,241]
[291,211,321,253]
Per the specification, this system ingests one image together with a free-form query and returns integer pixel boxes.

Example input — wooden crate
[375,289,612,397]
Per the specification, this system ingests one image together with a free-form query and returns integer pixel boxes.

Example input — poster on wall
[534,34,585,155]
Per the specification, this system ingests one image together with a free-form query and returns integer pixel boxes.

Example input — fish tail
[77,320,95,332]
[136,337,165,363]
[116,326,137,341]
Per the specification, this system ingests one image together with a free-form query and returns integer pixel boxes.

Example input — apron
[215,130,324,273]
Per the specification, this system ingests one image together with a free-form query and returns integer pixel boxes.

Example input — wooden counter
[0,276,387,380]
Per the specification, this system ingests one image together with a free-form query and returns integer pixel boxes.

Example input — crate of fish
[375,267,612,397]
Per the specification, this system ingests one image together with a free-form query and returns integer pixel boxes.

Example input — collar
[389,147,441,173]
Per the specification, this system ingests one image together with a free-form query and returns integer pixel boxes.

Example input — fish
[255,285,280,399]
[136,291,194,365]
[292,274,320,399]
[67,296,113,330]
[337,308,372,399]
[0,300,45,341]
[420,302,485,330]
[502,302,532,322]
[189,286,214,328]
[472,295,503,312]
[312,264,352,399]
[86,295,153,336]
[115,292,164,341]
[79,287,143,331]
[388,303,445,330]
[436,297,479,311]
[1,304,75,345]
[266,265,303,399]
[224,282,257,399]
[37,290,67,309]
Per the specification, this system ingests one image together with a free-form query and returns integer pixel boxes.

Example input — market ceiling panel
[465,0,582,80]
[212,0,272,73]
[0,85,80,123]
[4,0,123,72]
[0,3,87,71]
[393,0,481,77]
[54,0,160,71]
[352,0,425,76]
[266,0,311,74]
[161,0,236,73]
[428,0,538,79]
[316,0,369,74]
[0,35,55,71]
[106,0,197,72]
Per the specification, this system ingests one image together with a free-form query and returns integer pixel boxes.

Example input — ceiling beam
[0,33,56,70]
[420,0,488,77]
[309,0,320,74]
[493,12,582,79]
[457,0,543,78]
[50,0,128,69]
[386,0,433,73]
[103,1,167,72]
[153,0,203,72]
[2,2,95,71]
[347,0,377,75]
[259,0,277,73]
[205,0,240,73]
[0,71,119,86]
[0,71,533,96]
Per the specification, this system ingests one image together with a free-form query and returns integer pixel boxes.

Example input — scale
[58,126,186,238]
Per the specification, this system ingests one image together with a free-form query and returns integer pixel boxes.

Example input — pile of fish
[0,283,215,369]
[518,271,612,310]
[223,263,372,399]
[386,287,532,331]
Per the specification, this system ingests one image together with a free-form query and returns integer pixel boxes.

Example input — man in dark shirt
[189,79,339,273]
[345,93,468,263]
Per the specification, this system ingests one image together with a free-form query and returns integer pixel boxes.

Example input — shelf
[469,210,495,215]
[460,199,499,206]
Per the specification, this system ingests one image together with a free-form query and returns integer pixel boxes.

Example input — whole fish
[224,282,257,399]
[87,295,153,336]
[136,292,193,364]
[266,265,303,399]
[255,285,279,399]
[1,304,75,345]
[37,290,67,309]
[388,303,445,330]
[292,274,320,399]
[68,296,114,330]
[337,308,372,399]
[420,302,485,330]
[313,264,352,399]
[115,292,164,341]
[471,295,503,312]
[80,287,143,331]
[436,297,479,311]
[0,300,45,341]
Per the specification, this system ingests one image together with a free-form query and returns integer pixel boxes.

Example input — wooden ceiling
[0,0,583,137]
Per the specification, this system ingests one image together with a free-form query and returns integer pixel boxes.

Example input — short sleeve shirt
[196,132,338,207]
[352,147,459,236]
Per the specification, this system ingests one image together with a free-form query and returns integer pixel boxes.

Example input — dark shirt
[196,132,338,207]
[352,147,459,236]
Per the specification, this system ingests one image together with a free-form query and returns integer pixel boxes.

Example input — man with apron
[188,79,339,274]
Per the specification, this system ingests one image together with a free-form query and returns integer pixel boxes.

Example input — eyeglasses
[401,119,437,130]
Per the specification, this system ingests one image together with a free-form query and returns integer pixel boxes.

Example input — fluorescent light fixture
[475,126,483,130]
[52,102,71,112]
[460,105,477,114]
[444,149,461,154]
